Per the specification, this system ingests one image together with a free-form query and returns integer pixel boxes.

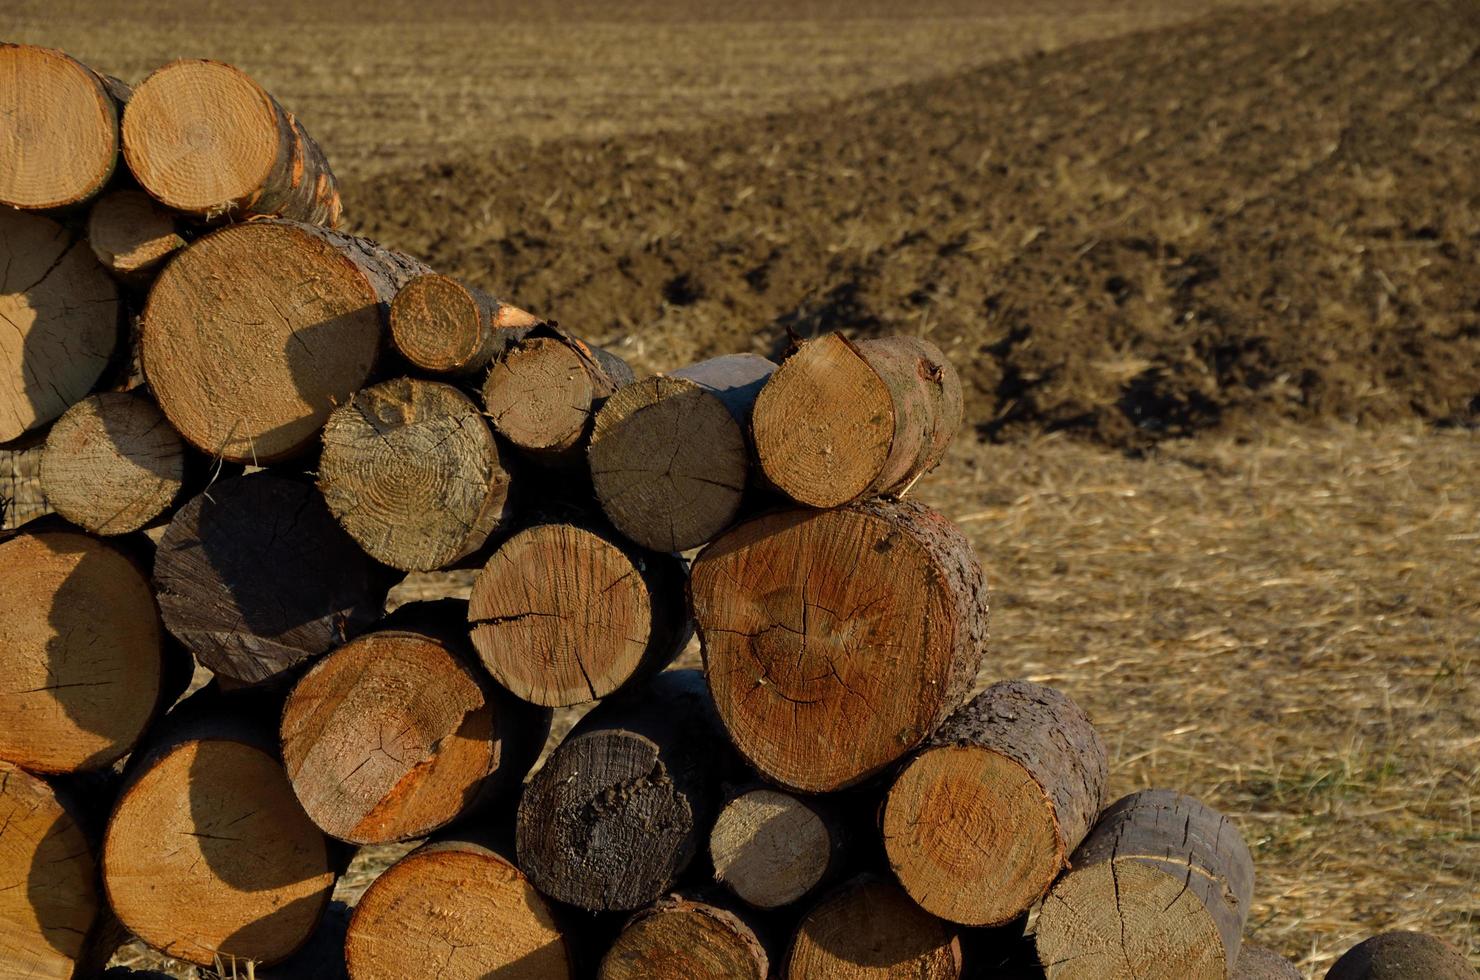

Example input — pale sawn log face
[709,787,834,909]
[1322,931,1479,980]
[599,896,768,980]
[85,190,186,283]
[785,877,963,979]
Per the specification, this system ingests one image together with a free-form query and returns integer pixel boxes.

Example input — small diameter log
[516,669,734,912]
[319,378,512,571]
[483,325,634,464]
[86,189,186,284]
[389,273,539,375]
[153,473,389,687]
[1034,789,1256,980]
[469,522,689,707]
[0,44,127,211]
[40,392,186,535]
[281,626,548,844]
[691,497,988,792]
[709,787,842,909]
[1324,932,1477,980]
[882,680,1108,927]
[785,877,963,979]
[0,208,121,444]
[1,444,50,530]
[345,838,572,980]
[142,220,430,463]
[122,59,340,225]
[1235,945,1303,980]
[599,895,768,980]
[588,354,775,552]
[752,332,962,507]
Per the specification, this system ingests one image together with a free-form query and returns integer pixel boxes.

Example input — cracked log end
[389,274,498,375]
[0,529,163,773]
[785,877,962,979]
[710,788,834,909]
[485,337,600,459]
[600,896,768,980]
[102,738,335,968]
[1323,932,1477,980]
[346,840,571,980]
[86,190,185,285]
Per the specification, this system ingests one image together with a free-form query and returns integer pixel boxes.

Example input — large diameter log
[589,354,775,552]
[0,44,126,211]
[882,680,1107,926]
[319,378,512,571]
[389,273,539,375]
[691,498,988,792]
[599,895,768,980]
[1034,789,1256,979]
[785,877,963,979]
[122,59,340,225]
[469,522,689,707]
[0,209,121,444]
[709,787,843,909]
[141,220,430,463]
[752,332,962,507]
[515,669,735,911]
[153,473,389,687]
[40,392,186,535]
[1235,945,1303,979]
[345,838,572,980]
[86,189,186,285]
[1324,932,1477,980]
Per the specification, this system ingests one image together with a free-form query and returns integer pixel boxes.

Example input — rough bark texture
[1323,932,1477,980]
[785,876,963,979]
[599,895,769,980]
[389,273,537,375]
[141,220,431,463]
[469,521,690,707]
[588,354,774,552]
[1234,945,1303,980]
[0,445,49,529]
[122,59,340,225]
[709,786,845,909]
[515,669,737,912]
[691,497,988,792]
[153,473,390,687]
[319,377,513,571]
[883,680,1108,926]
[751,332,963,507]
[1035,789,1256,980]
[86,189,186,285]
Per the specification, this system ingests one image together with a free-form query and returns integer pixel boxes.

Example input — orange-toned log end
[0,762,102,979]
[345,840,572,980]
[710,788,835,909]
[0,208,120,445]
[281,630,497,845]
[103,738,335,968]
[691,498,987,792]
[785,878,962,979]
[599,897,768,980]
[1234,945,1303,980]
[1323,932,1477,980]
[86,190,185,284]
[0,529,164,773]
[0,44,121,211]
[389,274,498,375]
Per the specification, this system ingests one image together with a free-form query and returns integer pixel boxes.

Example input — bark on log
[691,497,988,792]
[141,220,430,463]
[599,895,768,980]
[468,521,689,707]
[122,59,340,225]
[319,377,513,571]
[515,669,736,911]
[86,189,186,285]
[1235,945,1303,980]
[0,445,49,529]
[882,680,1107,927]
[588,354,774,552]
[785,877,963,979]
[1324,932,1477,980]
[389,273,539,375]
[751,332,962,507]
[1034,789,1256,980]
[709,786,844,909]
[40,392,186,535]
[153,472,390,687]
[0,208,121,445]
[345,838,572,980]
[0,44,127,211]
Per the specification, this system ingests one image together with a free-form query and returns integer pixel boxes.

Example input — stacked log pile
[0,42,1473,980]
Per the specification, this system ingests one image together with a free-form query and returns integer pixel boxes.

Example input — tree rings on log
[599,896,768,980]
[785,877,962,979]
[388,273,505,375]
[86,190,185,285]
[1323,932,1477,980]
[709,787,837,909]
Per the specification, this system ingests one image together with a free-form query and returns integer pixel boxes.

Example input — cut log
[141,220,430,463]
[86,189,186,285]
[256,900,350,980]
[389,273,538,375]
[281,625,547,844]
[122,59,340,224]
[0,528,169,773]
[40,392,186,535]
[0,208,121,445]
[709,787,843,909]
[785,877,963,979]
[1235,945,1303,980]
[0,44,126,211]
[515,669,735,911]
[751,332,962,507]
[345,838,572,980]
[1034,789,1256,980]
[589,354,774,552]
[599,895,768,980]
[691,497,987,792]
[468,522,689,707]
[319,377,512,571]
[483,326,634,465]
[882,680,1107,927]
[1,444,50,529]
[1324,932,1477,980]
[153,473,390,687]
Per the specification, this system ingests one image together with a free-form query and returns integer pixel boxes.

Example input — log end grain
[484,336,597,456]
[710,788,832,909]
[600,897,768,980]
[0,44,119,210]
[785,878,962,979]
[1323,932,1477,980]
[86,189,185,282]
[389,273,492,374]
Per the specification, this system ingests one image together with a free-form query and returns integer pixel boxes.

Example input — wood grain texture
[709,787,840,909]
[389,273,509,375]
[1234,945,1303,980]
[599,895,768,980]
[85,189,185,285]
[785,877,963,979]
[1323,932,1478,980]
